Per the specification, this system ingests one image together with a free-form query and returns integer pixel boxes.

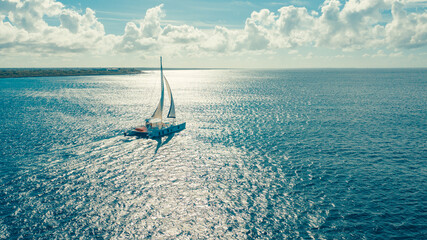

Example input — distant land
[0,68,142,78]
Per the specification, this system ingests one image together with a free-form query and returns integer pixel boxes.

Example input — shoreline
[0,68,142,78]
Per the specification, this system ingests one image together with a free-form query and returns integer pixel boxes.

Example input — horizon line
[1,67,427,70]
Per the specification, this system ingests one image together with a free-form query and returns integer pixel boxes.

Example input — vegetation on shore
[0,68,142,78]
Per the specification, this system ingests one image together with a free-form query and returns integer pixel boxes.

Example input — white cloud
[240,15,272,50]
[0,15,25,44]
[386,1,427,48]
[390,51,403,57]
[276,5,315,47]
[373,49,387,57]
[0,0,110,55]
[201,26,234,53]
[114,4,164,52]
[5,0,63,32]
[288,49,298,54]
[0,0,426,62]
[161,24,204,44]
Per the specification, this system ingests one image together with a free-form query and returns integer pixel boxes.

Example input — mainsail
[151,56,175,120]
[151,57,164,120]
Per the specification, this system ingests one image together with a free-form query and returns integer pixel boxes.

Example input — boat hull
[148,122,186,138]
[125,122,186,139]
[124,130,149,138]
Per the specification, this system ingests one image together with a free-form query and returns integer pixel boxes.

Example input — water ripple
[1,69,426,239]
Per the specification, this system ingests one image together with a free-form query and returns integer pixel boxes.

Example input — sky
[0,0,427,68]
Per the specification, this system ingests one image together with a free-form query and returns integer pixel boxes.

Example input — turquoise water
[0,69,426,239]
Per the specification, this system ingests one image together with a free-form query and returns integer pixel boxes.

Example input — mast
[151,57,164,120]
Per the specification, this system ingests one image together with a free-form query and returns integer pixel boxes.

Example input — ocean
[0,69,426,239]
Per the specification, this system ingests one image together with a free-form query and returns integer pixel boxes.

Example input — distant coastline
[0,68,142,78]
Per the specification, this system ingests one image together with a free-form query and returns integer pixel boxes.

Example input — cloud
[114,4,165,52]
[161,24,204,44]
[240,12,272,50]
[200,26,233,53]
[0,15,25,44]
[0,0,426,60]
[0,0,110,55]
[240,0,427,51]
[4,0,63,32]
[276,5,315,47]
[385,1,427,48]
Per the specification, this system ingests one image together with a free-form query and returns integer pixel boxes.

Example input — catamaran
[124,57,186,138]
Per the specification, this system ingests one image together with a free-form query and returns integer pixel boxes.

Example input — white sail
[164,76,176,118]
[151,57,164,120]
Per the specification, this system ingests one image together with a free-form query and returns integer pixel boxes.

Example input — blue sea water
[0,69,426,239]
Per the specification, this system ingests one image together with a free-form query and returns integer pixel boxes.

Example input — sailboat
[124,57,186,138]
